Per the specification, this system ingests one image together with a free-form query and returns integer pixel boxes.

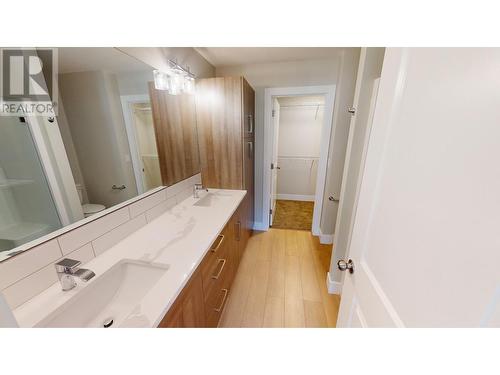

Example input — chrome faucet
[54,258,95,291]
[193,183,208,199]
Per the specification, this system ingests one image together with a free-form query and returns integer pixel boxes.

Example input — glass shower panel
[0,116,62,257]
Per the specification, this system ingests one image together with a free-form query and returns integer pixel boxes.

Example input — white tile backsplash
[145,197,176,223]
[175,186,193,204]
[0,174,201,310]
[0,239,62,290]
[58,207,130,255]
[65,243,95,265]
[128,189,167,218]
[92,214,147,256]
[166,174,201,198]
[2,263,59,309]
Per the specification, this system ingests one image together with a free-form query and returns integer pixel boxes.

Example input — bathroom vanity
[158,191,251,328]
[12,189,250,328]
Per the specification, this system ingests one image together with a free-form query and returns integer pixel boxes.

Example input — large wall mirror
[0,47,200,262]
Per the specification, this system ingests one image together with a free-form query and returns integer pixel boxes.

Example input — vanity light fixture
[153,60,196,95]
[168,72,184,95]
[153,70,169,91]
[183,75,195,94]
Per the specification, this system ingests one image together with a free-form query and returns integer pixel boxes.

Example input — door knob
[329,196,339,202]
[348,106,356,114]
[337,259,354,274]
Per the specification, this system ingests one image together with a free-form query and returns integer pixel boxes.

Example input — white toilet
[75,184,106,218]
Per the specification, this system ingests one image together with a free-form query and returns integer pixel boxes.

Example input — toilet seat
[82,203,106,217]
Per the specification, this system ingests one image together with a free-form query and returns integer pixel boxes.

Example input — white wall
[116,70,154,96]
[216,55,358,230]
[59,70,138,208]
[276,96,324,200]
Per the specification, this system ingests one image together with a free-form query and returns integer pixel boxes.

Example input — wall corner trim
[253,221,267,231]
[319,232,334,244]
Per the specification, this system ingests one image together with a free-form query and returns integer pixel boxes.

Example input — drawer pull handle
[214,288,229,312]
[212,258,227,280]
[211,234,225,252]
[248,114,253,134]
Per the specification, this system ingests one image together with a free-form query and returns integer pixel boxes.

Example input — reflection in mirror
[0,47,200,262]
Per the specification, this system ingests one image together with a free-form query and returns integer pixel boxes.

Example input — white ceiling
[57,47,151,74]
[195,47,349,67]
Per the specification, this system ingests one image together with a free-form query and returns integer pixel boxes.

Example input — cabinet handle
[212,258,227,280]
[214,288,229,312]
[247,141,253,159]
[235,221,241,241]
[211,234,225,252]
[248,114,253,134]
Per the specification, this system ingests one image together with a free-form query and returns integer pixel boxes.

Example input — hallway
[220,228,340,327]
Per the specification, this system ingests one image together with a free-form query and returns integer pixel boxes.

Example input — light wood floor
[219,228,340,328]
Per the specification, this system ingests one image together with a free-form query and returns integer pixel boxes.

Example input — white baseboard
[327,272,342,295]
[311,228,333,244]
[319,233,333,244]
[253,221,267,231]
[276,194,315,202]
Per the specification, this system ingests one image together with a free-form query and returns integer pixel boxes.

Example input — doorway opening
[271,95,325,230]
[263,85,336,235]
[121,95,162,195]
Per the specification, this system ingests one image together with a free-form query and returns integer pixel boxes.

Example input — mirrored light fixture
[153,60,196,95]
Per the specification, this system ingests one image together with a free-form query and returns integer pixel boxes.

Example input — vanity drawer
[204,269,232,327]
[200,227,231,298]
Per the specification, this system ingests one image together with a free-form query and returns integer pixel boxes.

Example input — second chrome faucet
[193,183,208,199]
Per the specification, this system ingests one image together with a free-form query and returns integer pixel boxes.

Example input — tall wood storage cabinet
[195,76,255,242]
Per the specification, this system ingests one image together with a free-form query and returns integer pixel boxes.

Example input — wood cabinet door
[195,77,243,189]
[158,270,205,328]
[158,301,183,328]
[181,272,206,327]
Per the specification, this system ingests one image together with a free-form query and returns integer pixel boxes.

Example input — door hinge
[271,163,274,170]
[269,208,273,215]
[272,109,275,117]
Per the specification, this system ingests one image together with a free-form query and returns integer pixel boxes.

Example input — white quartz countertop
[14,189,246,328]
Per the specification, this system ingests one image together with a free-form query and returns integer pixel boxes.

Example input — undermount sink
[194,191,232,207]
[36,259,169,328]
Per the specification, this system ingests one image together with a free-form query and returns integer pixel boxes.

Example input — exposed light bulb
[168,74,184,95]
[153,70,169,91]
[183,76,195,94]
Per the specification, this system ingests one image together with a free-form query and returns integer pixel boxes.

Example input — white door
[337,48,500,327]
[330,48,384,289]
[270,98,280,225]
